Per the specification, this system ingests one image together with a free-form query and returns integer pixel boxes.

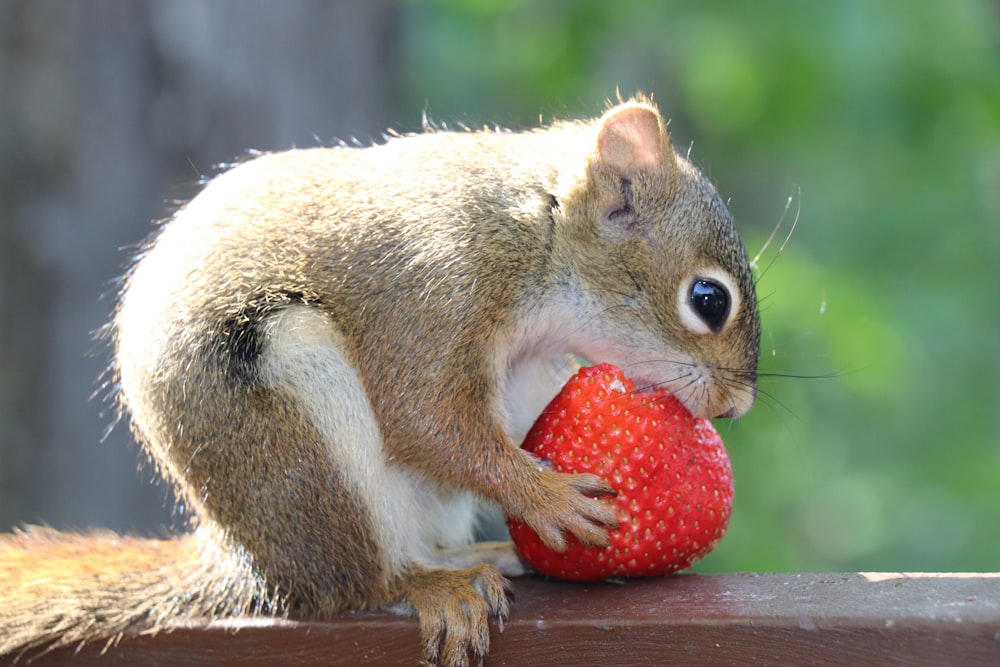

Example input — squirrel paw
[519,470,619,552]
[402,563,512,667]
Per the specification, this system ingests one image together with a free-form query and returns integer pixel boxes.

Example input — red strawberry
[506,363,733,582]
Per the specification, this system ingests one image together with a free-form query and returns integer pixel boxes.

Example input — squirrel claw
[403,564,511,667]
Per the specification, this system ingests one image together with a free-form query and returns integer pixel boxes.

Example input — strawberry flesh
[506,363,733,582]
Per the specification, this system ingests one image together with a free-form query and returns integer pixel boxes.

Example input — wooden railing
[6,573,999,666]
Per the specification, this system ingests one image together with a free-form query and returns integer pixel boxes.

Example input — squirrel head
[551,97,760,419]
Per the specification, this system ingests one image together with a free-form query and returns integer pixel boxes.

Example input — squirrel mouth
[551,352,743,419]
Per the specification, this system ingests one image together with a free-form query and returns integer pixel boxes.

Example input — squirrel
[0,95,760,667]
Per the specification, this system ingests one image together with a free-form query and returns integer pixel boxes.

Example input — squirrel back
[0,96,760,666]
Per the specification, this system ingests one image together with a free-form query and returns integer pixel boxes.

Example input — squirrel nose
[712,384,757,419]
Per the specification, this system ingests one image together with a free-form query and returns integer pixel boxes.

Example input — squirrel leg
[253,305,511,664]
[435,541,529,578]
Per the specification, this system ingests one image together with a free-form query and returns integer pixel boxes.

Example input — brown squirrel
[0,95,760,666]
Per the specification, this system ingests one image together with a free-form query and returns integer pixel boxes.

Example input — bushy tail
[0,525,277,657]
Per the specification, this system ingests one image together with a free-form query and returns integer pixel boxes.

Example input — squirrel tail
[0,524,277,657]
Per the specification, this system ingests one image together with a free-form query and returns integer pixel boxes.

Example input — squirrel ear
[591,101,676,180]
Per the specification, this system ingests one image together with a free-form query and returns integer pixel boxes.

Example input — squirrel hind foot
[400,564,511,667]
[434,541,528,578]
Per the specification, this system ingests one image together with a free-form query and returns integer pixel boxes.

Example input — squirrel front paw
[516,469,619,552]
[401,563,511,667]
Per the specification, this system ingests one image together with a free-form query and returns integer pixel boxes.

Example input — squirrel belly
[0,96,760,667]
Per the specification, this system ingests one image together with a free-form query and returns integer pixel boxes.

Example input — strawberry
[506,363,733,582]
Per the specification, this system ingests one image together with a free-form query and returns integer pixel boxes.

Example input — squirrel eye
[689,279,730,332]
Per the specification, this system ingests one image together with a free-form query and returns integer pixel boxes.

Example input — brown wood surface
[6,572,999,666]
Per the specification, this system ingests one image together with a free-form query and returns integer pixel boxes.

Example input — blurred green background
[1,0,997,573]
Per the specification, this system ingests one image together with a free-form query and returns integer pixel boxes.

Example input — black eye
[689,279,730,332]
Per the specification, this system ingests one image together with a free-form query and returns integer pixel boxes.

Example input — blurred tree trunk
[0,0,399,532]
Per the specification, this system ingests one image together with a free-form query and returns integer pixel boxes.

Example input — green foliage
[398,0,1000,571]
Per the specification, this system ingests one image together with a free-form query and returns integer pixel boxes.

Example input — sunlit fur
[0,96,759,666]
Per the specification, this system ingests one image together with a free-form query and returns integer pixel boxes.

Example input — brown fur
[0,96,760,666]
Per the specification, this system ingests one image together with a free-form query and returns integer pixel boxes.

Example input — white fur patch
[257,305,478,573]
[494,284,732,419]
[500,351,580,444]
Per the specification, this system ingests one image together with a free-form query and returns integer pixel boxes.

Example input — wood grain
[6,573,999,666]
